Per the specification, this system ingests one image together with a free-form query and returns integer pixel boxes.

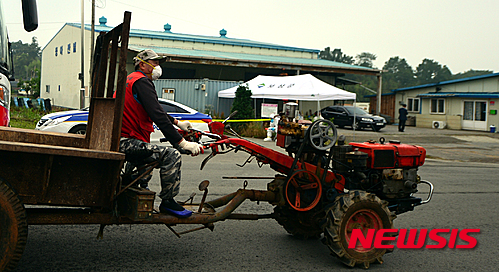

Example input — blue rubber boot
[160,199,192,218]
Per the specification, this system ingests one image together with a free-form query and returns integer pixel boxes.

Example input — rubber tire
[323,190,396,269]
[274,206,323,239]
[69,125,87,135]
[0,179,28,271]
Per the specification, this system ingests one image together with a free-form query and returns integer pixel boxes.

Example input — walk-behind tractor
[0,12,432,270]
[179,114,433,268]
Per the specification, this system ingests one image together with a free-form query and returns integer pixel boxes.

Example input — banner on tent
[261,103,278,118]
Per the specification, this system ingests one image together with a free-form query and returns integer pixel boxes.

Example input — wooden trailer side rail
[85,11,131,152]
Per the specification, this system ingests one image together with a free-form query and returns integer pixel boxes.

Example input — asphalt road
[13,130,499,271]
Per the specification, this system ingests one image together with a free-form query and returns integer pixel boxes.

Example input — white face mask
[151,65,162,80]
[136,57,163,80]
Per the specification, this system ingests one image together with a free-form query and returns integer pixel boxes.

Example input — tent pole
[376,74,382,115]
[254,98,256,118]
[353,100,357,141]
[317,100,321,119]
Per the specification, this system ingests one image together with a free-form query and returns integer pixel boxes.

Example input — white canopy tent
[218,74,356,101]
[218,74,356,119]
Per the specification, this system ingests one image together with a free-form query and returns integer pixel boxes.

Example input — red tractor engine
[274,119,430,215]
[334,139,428,214]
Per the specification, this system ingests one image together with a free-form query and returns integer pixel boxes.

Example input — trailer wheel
[274,206,323,239]
[0,179,28,271]
[323,190,395,269]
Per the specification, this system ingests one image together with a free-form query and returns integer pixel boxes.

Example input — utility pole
[90,0,95,95]
[376,74,382,115]
[79,0,85,109]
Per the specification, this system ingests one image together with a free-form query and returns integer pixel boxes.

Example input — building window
[73,42,77,53]
[67,44,71,54]
[162,88,175,100]
[55,47,58,56]
[407,98,420,112]
[46,85,50,93]
[430,98,445,114]
[60,46,63,55]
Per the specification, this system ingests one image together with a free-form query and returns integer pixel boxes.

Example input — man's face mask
[150,65,162,81]
[137,57,162,80]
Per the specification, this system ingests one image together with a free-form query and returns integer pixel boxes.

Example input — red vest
[120,71,154,142]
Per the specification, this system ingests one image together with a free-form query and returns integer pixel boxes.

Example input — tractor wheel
[323,190,396,269]
[274,206,323,239]
[0,179,28,271]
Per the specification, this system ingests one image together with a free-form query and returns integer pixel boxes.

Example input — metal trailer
[0,12,278,270]
[0,12,132,270]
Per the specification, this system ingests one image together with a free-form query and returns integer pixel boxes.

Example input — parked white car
[35,99,212,142]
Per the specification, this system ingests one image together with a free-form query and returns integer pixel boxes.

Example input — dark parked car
[320,105,386,131]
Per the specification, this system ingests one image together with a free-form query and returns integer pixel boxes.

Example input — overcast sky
[4,0,499,74]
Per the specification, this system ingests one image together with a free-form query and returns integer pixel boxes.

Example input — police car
[35,99,212,142]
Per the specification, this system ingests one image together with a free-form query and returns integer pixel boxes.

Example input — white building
[391,73,499,131]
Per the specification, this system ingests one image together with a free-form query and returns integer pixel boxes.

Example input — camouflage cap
[133,49,166,66]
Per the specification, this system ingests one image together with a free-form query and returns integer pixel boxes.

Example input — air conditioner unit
[432,121,446,129]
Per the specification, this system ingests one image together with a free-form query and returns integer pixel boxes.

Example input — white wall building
[392,73,499,131]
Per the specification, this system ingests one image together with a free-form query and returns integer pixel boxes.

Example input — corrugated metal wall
[153,79,240,116]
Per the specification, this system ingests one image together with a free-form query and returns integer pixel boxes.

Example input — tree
[230,84,253,131]
[382,56,415,90]
[452,69,493,80]
[18,67,40,97]
[415,59,452,84]
[11,37,41,80]
[355,52,377,68]
[319,47,354,64]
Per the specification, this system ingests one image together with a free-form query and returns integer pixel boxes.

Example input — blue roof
[44,23,380,74]
[67,23,320,53]
[127,44,377,72]
[391,72,499,92]
[417,92,499,98]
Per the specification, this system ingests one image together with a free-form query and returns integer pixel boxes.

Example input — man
[119,49,202,218]
[398,103,408,132]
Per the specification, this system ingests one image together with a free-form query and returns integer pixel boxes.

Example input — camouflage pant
[119,138,182,200]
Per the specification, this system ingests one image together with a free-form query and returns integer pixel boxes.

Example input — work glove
[178,139,202,156]
[176,121,192,132]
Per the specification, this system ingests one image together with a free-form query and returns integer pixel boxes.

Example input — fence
[12,97,52,111]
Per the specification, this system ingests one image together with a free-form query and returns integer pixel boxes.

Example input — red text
[348,229,480,249]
